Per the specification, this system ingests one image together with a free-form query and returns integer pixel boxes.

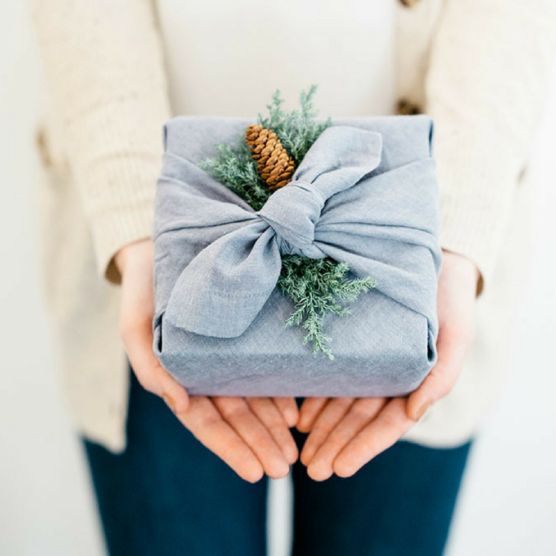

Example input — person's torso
[155,0,397,118]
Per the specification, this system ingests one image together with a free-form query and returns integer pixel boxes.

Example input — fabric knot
[256,181,327,259]
[162,125,386,338]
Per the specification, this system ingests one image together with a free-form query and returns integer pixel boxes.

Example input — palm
[117,239,298,482]
[175,395,298,482]
[296,249,479,481]
[117,241,478,482]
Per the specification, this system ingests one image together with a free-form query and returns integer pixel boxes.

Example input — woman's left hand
[297,250,480,481]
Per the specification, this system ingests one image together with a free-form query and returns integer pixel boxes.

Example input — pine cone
[245,124,295,191]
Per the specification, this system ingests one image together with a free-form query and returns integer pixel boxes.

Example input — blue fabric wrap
[153,115,442,397]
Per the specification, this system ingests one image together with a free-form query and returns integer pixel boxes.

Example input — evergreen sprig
[198,140,269,211]
[258,84,333,165]
[277,256,377,360]
[198,85,377,358]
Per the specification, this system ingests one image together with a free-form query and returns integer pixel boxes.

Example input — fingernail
[308,463,333,482]
[285,445,299,464]
[415,402,431,421]
[333,459,357,478]
[269,460,290,479]
[163,393,176,413]
[285,409,298,427]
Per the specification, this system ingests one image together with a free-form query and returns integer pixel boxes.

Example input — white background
[1,2,555,555]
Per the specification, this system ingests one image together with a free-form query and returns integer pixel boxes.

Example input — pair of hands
[116,240,479,483]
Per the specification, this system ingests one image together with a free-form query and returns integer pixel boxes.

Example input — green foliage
[198,85,376,358]
[198,140,269,211]
[258,84,333,165]
[277,256,377,360]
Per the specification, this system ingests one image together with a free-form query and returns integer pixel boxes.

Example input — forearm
[29,0,171,282]
[426,0,556,295]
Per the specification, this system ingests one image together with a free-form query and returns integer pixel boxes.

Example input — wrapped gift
[153,114,442,397]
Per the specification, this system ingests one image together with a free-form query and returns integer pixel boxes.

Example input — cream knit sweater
[29,0,556,452]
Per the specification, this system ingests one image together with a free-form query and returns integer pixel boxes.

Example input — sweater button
[396,98,422,115]
[399,0,420,7]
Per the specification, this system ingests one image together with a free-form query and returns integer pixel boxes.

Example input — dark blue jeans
[83,370,472,556]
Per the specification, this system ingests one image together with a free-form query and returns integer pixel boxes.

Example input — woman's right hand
[116,239,299,482]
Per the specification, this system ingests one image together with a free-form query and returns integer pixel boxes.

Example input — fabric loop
[163,125,385,338]
[256,181,327,259]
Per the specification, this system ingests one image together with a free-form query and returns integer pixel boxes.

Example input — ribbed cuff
[92,200,156,284]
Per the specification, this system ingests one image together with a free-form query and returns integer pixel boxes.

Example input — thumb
[406,324,467,421]
[122,314,190,415]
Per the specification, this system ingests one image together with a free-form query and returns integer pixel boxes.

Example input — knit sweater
[29,0,556,452]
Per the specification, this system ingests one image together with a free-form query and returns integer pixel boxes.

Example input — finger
[297,397,330,432]
[121,316,189,415]
[272,397,299,428]
[300,398,355,466]
[247,398,298,464]
[334,398,415,478]
[406,324,467,421]
[213,397,291,479]
[177,396,264,483]
[306,397,387,481]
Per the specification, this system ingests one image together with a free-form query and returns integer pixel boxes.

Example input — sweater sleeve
[425,0,556,295]
[29,0,171,283]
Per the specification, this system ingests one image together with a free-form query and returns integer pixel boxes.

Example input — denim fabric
[83,370,472,556]
[153,115,442,397]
